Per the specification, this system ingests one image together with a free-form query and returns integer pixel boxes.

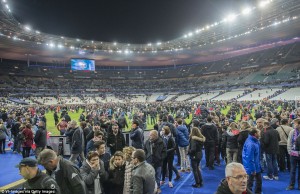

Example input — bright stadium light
[57,44,63,48]
[242,7,251,15]
[157,42,161,46]
[227,14,237,22]
[148,43,152,46]
[76,39,80,42]
[183,35,188,38]
[5,4,9,9]
[2,0,7,3]
[188,32,193,37]
[113,42,117,46]
[35,30,40,34]
[49,43,55,48]
[259,0,271,8]
[24,25,31,31]
[70,46,75,50]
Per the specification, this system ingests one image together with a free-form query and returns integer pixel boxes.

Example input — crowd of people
[0,100,300,193]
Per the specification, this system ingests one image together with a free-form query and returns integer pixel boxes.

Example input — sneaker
[168,182,173,188]
[286,185,294,190]
[174,174,181,181]
[179,169,185,173]
[263,175,273,180]
[192,184,201,188]
[156,188,162,194]
[160,181,165,185]
[273,176,279,180]
[186,168,191,173]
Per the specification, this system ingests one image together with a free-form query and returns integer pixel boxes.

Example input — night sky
[10,0,255,44]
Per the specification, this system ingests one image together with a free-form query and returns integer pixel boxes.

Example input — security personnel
[16,157,61,193]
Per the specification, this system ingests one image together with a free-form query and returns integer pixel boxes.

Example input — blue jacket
[242,135,261,175]
[176,125,189,147]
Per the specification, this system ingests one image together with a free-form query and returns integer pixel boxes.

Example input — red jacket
[22,127,34,147]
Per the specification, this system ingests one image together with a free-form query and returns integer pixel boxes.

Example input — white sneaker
[263,175,273,180]
[273,176,279,180]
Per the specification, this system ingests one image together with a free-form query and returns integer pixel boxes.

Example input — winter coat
[144,137,167,168]
[264,126,280,154]
[34,126,47,148]
[163,134,176,157]
[80,159,107,194]
[0,124,8,139]
[108,159,125,194]
[237,129,250,149]
[242,135,261,175]
[215,179,253,194]
[131,161,156,194]
[189,135,205,161]
[66,127,84,154]
[201,123,218,144]
[23,169,61,194]
[107,132,126,155]
[123,161,134,194]
[176,125,189,147]
[130,127,144,149]
[47,157,87,194]
[22,127,34,148]
[222,128,239,149]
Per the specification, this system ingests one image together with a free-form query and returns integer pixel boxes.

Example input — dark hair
[80,121,87,129]
[249,128,258,136]
[207,116,212,122]
[162,116,168,122]
[94,140,106,149]
[163,126,170,135]
[132,120,139,126]
[113,151,124,159]
[192,119,200,128]
[94,131,104,137]
[87,151,99,161]
[133,149,145,162]
[281,118,288,125]
[177,118,183,125]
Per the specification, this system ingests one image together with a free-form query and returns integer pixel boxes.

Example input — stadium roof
[0,0,300,66]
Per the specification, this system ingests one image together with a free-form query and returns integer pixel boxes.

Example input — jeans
[278,145,290,171]
[162,155,174,182]
[191,159,203,185]
[179,146,190,170]
[69,151,85,165]
[0,138,5,153]
[226,148,238,164]
[265,153,279,177]
[289,156,300,186]
[22,147,31,158]
[204,142,215,168]
[248,173,262,194]
[154,166,162,188]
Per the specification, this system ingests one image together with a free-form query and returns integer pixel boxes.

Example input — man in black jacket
[144,130,166,194]
[107,124,125,155]
[17,157,61,193]
[201,116,218,170]
[263,121,280,180]
[65,120,85,165]
[38,149,86,194]
[34,121,47,158]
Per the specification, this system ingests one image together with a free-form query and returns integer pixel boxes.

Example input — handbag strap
[280,125,288,138]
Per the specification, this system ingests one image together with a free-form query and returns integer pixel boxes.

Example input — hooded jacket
[222,128,240,149]
[108,158,125,194]
[242,135,261,175]
[201,123,218,144]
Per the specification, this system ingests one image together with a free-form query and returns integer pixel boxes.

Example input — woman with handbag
[189,127,206,188]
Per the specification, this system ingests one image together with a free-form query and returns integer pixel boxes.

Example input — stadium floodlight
[49,43,55,48]
[157,42,161,46]
[188,32,193,37]
[24,25,31,31]
[183,35,188,38]
[259,0,271,8]
[57,44,63,48]
[5,4,9,9]
[61,36,64,39]
[124,50,129,54]
[113,42,117,46]
[70,46,75,50]
[35,30,40,34]
[206,25,210,30]
[13,36,17,40]
[227,14,237,22]
[242,7,251,15]
[2,0,6,3]
[76,39,80,42]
